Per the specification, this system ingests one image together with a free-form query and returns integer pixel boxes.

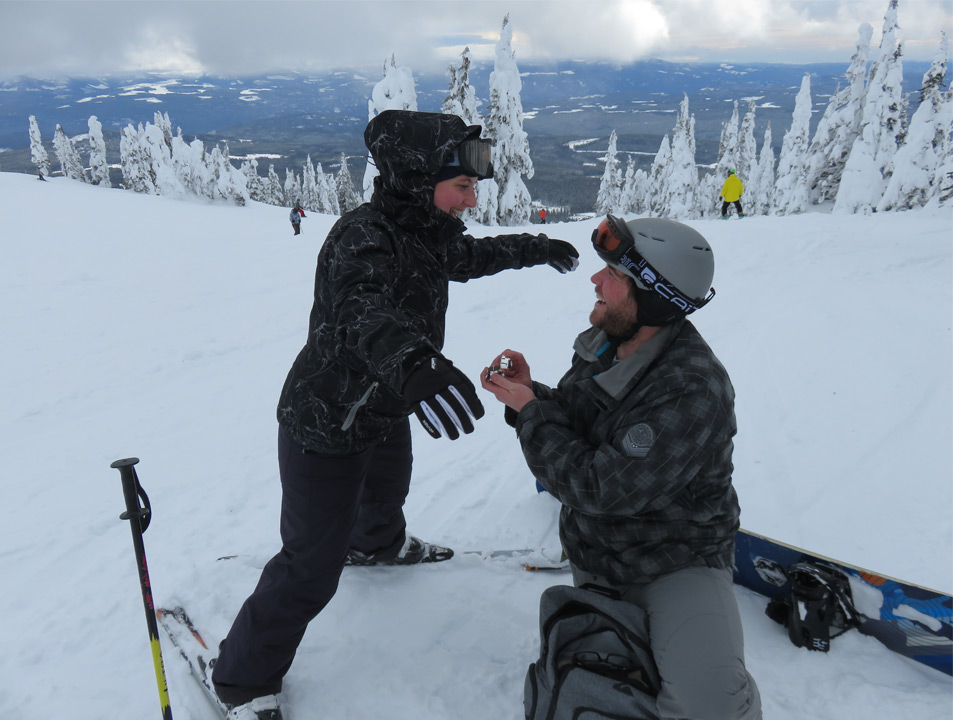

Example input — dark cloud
[0,0,948,80]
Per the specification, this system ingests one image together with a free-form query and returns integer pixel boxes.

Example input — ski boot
[346,534,453,566]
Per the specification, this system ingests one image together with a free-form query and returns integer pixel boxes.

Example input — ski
[464,547,570,572]
[734,528,952,676]
[156,607,228,719]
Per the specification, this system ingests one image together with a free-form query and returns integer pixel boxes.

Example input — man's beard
[591,300,640,339]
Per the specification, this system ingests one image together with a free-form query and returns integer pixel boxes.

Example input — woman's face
[433,175,478,218]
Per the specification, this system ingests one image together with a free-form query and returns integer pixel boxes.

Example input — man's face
[433,175,478,218]
[590,265,639,336]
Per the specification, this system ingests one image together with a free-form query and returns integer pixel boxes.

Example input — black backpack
[524,584,661,720]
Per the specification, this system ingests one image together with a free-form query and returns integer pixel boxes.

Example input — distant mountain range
[0,59,931,212]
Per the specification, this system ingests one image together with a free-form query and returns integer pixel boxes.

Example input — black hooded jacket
[277,110,550,454]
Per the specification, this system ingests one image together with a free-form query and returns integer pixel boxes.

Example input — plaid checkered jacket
[515,320,741,584]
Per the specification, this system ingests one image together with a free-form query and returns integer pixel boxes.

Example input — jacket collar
[573,320,684,400]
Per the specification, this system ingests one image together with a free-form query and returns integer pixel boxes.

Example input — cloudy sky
[1,0,950,80]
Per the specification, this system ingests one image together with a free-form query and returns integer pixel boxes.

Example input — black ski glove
[545,237,580,273]
[404,356,485,440]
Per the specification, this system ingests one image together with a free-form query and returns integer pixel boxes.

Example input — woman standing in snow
[211,109,579,720]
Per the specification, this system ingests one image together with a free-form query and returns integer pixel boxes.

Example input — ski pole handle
[111,457,173,720]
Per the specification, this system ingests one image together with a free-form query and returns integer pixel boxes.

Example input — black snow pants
[211,420,413,705]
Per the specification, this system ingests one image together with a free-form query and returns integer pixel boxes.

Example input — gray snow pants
[571,564,762,720]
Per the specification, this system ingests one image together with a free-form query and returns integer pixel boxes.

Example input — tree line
[596,3,951,217]
[23,1,952,221]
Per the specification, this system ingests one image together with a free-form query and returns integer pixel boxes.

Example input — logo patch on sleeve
[622,423,655,458]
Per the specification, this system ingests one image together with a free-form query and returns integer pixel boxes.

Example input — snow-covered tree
[482,14,534,225]
[621,158,649,215]
[87,116,110,187]
[52,124,87,182]
[362,54,418,200]
[265,164,285,206]
[835,0,905,213]
[335,153,362,213]
[879,32,949,210]
[930,86,953,206]
[595,130,625,215]
[28,115,50,178]
[120,123,155,193]
[648,135,673,217]
[667,94,699,218]
[302,155,319,211]
[805,23,873,204]
[443,47,481,124]
[698,101,740,217]
[241,158,266,202]
[171,133,209,198]
[750,124,776,215]
[284,168,302,208]
[443,46,492,223]
[208,142,247,206]
[315,162,339,214]
[737,100,759,187]
[142,121,184,197]
[773,74,813,214]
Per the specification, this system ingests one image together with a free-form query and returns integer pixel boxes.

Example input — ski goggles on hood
[591,215,714,315]
[442,136,494,180]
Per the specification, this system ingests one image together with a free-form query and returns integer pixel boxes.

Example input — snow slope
[0,172,950,718]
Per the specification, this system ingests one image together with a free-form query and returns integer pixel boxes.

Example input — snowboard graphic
[734,528,952,676]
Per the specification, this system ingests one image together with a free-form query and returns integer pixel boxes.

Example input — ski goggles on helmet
[447,136,494,179]
[591,215,714,315]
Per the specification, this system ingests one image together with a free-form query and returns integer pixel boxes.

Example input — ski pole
[111,457,174,720]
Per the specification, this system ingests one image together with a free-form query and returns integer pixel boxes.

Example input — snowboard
[156,607,228,718]
[733,528,952,676]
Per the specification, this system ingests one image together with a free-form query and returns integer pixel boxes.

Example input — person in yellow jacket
[720,169,745,219]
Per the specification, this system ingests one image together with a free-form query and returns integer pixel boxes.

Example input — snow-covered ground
[0,172,950,718]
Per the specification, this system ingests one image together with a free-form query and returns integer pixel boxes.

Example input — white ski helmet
[591,215,715,325]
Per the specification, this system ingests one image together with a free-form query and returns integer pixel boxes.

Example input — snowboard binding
[765,562,860,652]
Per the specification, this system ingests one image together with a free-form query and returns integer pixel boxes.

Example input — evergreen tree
[171,133,208,198]
[595,130,625,215]
[442,47,480,124]
[750,124,776,215]
[737,100,758,192]
[87,116,111,187]
[805,23,872,204]
[698,101,740,217]
[622,158,649,215]
[878,32,949,210]
[284,168,302,208]
[28,115,50,178]
[648,135,673,217]
[442,46,491,223]
[773,74,813,215]
[362,54,418,200]
[483,14,534,225]
[143,121,184,197]
[266,164,285,206]
[930,86,953,206]
[835,0,905,213]
[667,94,699,219]
[241,158,266,202]
[318,163,340,215]
[302,155,319,211]
[52,124,87,182]
[120,123,155,193]
[335,153,362,213]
